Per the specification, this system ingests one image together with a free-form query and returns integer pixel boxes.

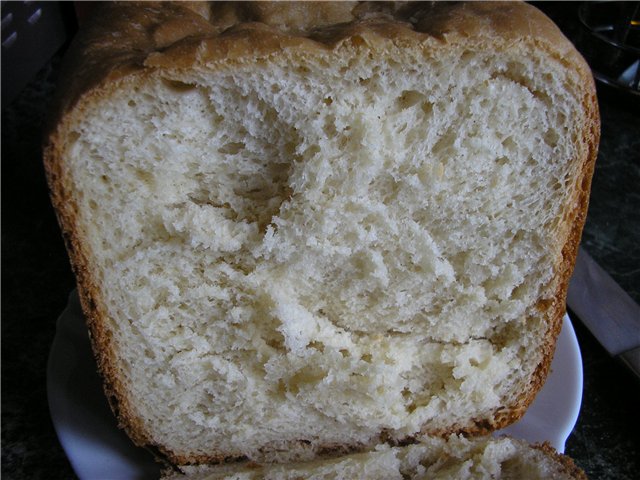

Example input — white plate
[47,291,583,480]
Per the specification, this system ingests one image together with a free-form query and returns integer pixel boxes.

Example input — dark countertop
[563,95,640,479]
[2,5,639,479]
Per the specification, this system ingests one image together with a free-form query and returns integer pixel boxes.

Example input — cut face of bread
[163,436,586,480]
[45,1,598,465]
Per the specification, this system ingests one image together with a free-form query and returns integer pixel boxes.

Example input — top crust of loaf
[44,1,599,466]
[45,1,593,129]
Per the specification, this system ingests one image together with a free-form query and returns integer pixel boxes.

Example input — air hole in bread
[397,90,426,110]
[163,78,198,93]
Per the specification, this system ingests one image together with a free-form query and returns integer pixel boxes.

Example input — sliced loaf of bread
[163,435,586,480]
[44,1,599,465]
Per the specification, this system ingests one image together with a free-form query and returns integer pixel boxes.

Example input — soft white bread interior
[163,435,586,480]
[44,1,599,466]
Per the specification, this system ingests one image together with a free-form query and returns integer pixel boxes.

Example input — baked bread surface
[44,1,599,466]
[161,435,587,479]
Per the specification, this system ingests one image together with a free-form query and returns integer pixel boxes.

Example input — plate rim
[47,290,583,479]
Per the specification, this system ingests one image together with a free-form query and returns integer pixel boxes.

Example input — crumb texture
[163,435,586,479]
[49,1,596,463]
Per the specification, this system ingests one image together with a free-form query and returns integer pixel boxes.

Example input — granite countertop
[563,95,640,478]
[2,5,639,479]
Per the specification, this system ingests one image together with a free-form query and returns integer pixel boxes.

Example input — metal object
[1,1,73,105]
[567,247,640,380]
[577,1,640,96]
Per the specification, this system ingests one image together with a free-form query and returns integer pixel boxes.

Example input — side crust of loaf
[44,1,599,465]
[533,442,589,480]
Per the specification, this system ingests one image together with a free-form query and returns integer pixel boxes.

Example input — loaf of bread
[44,0,599,466]
[162,435,586,480]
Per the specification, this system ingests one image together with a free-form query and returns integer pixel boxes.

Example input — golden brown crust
[515,31,600,424]
[43,112,156,457]
[534,442,589,479]
[43,0,600,466]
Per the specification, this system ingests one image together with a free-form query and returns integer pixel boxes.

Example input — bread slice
[44,1,599,466]
[162,435,586,480]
